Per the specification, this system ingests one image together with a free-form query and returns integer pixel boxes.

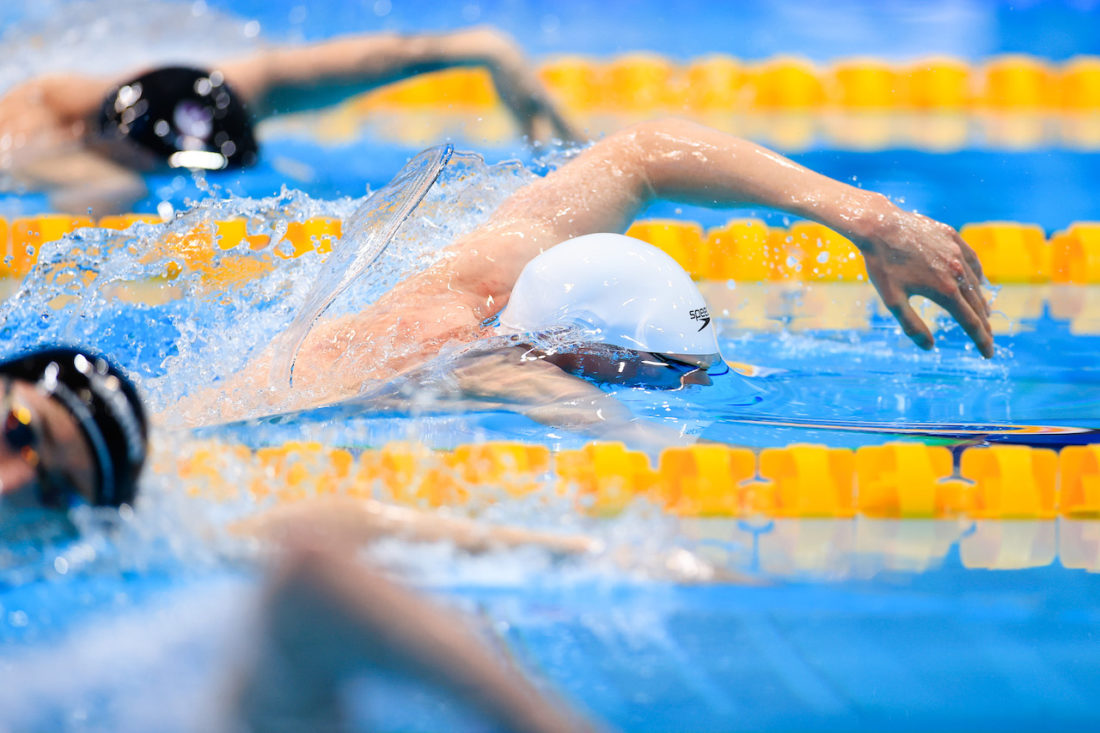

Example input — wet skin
[0,27,578,215]
[171,118,993,429]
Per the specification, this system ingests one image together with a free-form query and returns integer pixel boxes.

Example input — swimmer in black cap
[0,26,578,213]
[0,348,147,510]
[91,66,260,173]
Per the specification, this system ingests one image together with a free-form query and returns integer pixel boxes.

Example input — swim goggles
[1,381,83,510]
[534,345,729,390]
[633,352,730,389]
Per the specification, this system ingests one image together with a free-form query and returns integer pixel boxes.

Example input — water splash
[278,144,455,387]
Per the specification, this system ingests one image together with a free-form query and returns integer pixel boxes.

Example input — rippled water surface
[3,1,1100,731]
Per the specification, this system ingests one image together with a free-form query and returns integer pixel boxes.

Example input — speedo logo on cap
[689,307,711,331]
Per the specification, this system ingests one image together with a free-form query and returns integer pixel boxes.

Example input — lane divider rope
[3,214,1099,284]
[164,439,1100,521]
[352,54,1100,114]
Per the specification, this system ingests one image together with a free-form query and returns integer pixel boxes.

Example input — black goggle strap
[654,354,730,377]
[38,380,114,507]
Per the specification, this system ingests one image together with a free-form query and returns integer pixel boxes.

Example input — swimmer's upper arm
[444,128,653,300]
[491,128,652,243]
[218,30,519,115]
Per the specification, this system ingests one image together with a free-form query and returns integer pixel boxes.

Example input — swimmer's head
[498,233,726,388]
[92,66,258,171]
[0,348,147,510]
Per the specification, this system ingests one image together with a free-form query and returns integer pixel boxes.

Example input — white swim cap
[498,233,720,358]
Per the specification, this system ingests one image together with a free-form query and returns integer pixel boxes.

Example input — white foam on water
[0,143,707,585]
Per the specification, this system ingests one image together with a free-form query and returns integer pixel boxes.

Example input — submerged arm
[218,26,579,143]
[451,349,693,453]
[20,150,147,215]
[234,495,597,555]
[460,117,992,357]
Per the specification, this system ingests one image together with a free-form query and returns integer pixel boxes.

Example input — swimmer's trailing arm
[222,27,579,142]
[499,118,993,357]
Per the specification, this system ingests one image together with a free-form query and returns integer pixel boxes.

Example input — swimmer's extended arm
[459,117,993,357]
[233,495,597,555]
[218,26,580,143]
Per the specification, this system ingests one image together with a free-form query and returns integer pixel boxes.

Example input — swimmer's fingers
[958,258,991,319]
[541,103,585,144]
[953,229,988,285]
[926,286,995,358]
[886,296,934,351]
[554,115,586,145]
[951,233,991,317]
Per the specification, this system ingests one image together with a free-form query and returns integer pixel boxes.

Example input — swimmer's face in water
[539,345,719,390]
[0,380,96,510]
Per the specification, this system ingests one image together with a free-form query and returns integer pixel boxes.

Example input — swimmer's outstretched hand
[853,201,994,358]
[471,27,585,145]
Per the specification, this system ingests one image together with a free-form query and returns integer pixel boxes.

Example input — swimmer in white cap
[497,232,728,389]
[176,118,992,431]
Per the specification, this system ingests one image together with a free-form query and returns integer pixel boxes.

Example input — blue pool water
[4,1,1100,731]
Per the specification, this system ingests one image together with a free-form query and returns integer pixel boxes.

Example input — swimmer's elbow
[607,116,722,149]
[598,117,739,200]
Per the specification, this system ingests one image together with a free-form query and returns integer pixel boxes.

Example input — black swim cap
[0,348,148,508]
[95,66,259,170]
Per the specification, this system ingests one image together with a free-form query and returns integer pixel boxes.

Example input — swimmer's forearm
[496,118,896,253]
[620,118,891,246]
[615,119,993,357]
[223,28,529,112]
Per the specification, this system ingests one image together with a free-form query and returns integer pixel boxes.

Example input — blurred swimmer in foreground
[173,117,993,440]
[0,26,578,214]
[0,353,615,730]
[0,357,595,733]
